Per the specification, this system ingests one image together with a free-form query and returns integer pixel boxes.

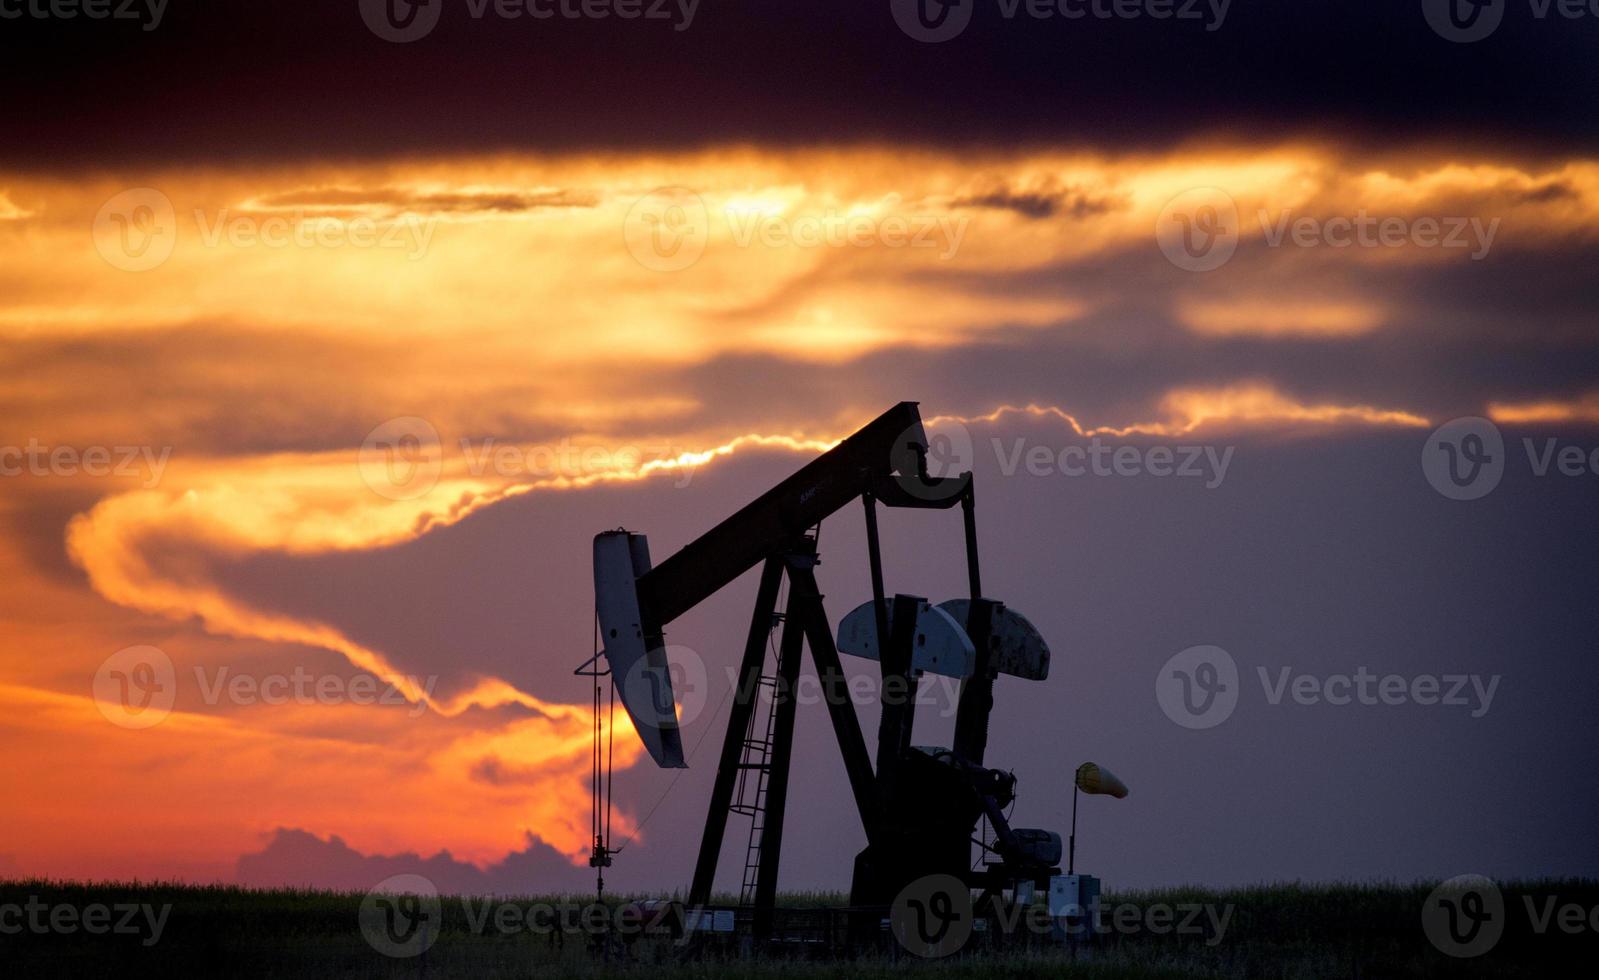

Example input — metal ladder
[731,632,783,906]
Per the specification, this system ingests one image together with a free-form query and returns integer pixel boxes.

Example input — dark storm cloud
[3,0,1598,167]
[0,326,421,454]
[10,226,1597,465]
[235,827,592,893]
[0,324,666,458]
[952,182,1118,219]
[645,231,1599,434]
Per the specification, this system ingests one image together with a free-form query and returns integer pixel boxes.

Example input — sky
[2,1,1597,897]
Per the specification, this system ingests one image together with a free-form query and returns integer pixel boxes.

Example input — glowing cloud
[932,386,1428,439]
[5,141,1587,886]
[1489,394,1599,425]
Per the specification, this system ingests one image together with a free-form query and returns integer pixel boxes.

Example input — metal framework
[592,403,1061,943]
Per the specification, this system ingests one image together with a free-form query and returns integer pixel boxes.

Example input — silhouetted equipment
[574,624,620,901]
[591,402,1080,946]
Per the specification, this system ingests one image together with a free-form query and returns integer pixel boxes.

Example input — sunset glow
[3,139,1596,888]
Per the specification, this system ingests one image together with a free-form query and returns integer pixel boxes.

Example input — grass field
[1,878,1593,978]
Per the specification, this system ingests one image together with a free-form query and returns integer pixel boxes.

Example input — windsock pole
[1069,783,1079,875]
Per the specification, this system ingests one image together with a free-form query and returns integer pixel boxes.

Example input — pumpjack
[590,402,1065,944]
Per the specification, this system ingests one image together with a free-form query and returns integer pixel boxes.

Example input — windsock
[1075,762,1129,799]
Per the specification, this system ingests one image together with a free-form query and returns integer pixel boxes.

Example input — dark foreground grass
[1,878,1595,978]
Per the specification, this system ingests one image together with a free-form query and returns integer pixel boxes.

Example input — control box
[1048,874,1101,941]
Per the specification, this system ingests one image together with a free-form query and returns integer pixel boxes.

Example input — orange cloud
[0,190,31,220]
[0,680,632,877]
[1177,298,1386,338]
[1488,393,1599,425]
[57,385,1428,751]
[934,385,1428,439]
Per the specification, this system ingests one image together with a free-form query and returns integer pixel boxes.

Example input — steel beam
[687,555,785,907]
